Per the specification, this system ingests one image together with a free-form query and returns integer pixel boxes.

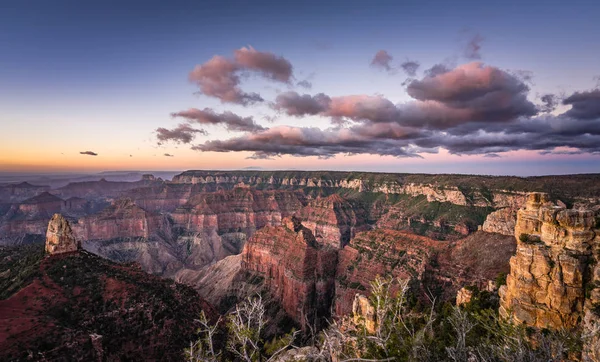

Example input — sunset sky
[1,0,599,175]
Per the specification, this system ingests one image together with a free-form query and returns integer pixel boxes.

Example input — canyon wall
[171,171,536,208]
[499,193,598,330]
[241,216,337,331]
[295,194,368,248]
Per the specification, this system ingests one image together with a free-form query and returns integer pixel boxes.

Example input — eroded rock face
[456,287,474,306]
[335,229,444,316]
[241,216,337,331]
[352,294,376,333]
[499,192,597,330]
[74,198,163,241]
[482,207,517,236]
[583,231,600,361]
[295,194,368,248]
[45,214,80,255]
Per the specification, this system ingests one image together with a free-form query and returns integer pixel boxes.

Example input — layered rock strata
[241,216,338,331]
[335,229,444,316]
[499,192,597,330]
[294,194,368,248]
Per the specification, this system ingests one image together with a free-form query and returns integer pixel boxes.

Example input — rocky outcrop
[241,216,337,331]
[352,294,376,333]
[456,287,474,306]
[45,214,80,255]
[481,207,517,236]
[583,223,600,361]
[499,192,597,330]
[295,194,368,248]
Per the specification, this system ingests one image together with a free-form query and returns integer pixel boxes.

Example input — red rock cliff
[241,216,337,330]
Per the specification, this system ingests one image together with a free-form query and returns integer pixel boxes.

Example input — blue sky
[1,0,599,175]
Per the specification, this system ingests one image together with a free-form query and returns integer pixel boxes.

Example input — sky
[1,0,599,176]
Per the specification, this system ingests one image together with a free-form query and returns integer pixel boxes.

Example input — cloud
[273,91,331,116]
[405,62,537,128]
[188,47,294,105]
[326,95,400,123]
[171,108,265,132]
[193,125,424,159]
[540,94,558,113]
[174,48,600,159]
[562,89,600,120]
[80,151,98,156]
[156,124,207,145]
[464,33,484,59]
[400,60,420,76]
[370,50,393,71]
[424,64,450,77]
[296,80,312,89]
[234,46,293,83]
[164,153,174,157]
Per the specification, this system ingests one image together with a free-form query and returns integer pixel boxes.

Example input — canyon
[1,171,600,358]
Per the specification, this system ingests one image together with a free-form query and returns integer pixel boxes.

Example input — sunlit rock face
[482,207,517,236]
[499,192,597,331]
[352,294,376,333]
[45,214,80,255]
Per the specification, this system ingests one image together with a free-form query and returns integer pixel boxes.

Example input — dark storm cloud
[370,50,393,71]
[273,92,331,116]
[171,108,265,132]
[464,34,484,59]
[79,151,98,156]
[156,124,207,145]
[400,60,420,76]
[188,47,293,105]
[562,89,600,120]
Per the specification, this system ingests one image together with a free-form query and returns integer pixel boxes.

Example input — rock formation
[352,294,376,333]
[294,194,368,248]
[75,198,162,241]
[456,287,474,306]
[45,213,80,255]
[241,216,338,331]
[335,229,444,316]
[499,192,597,330]
[481,207,517,236]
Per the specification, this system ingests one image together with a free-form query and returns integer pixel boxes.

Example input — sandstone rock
[352,294,376,333]
[500,193,597,330]
[456,287,474,306]
[45,214,80,255]
[482,207,517,236]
